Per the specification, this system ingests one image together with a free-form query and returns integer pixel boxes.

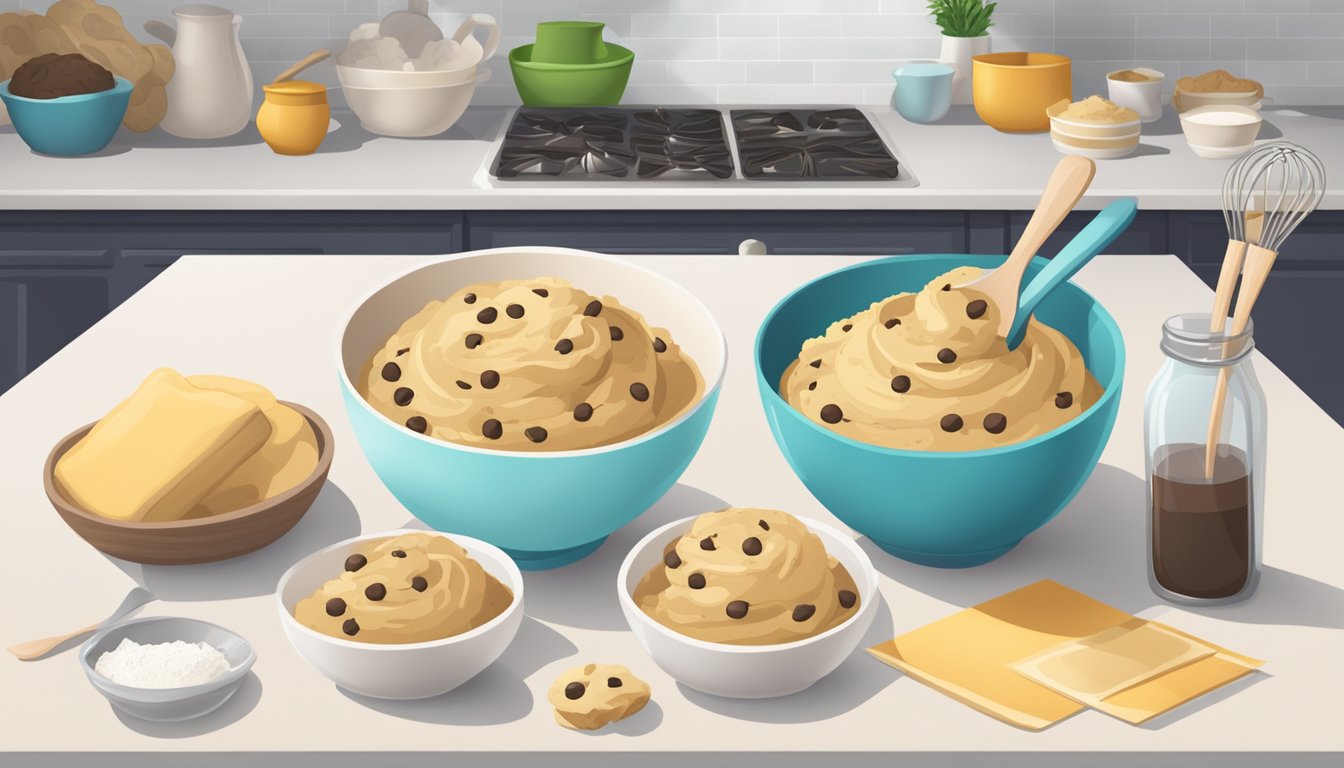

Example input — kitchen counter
[1,252,1341,767]
[1,105,1341,211]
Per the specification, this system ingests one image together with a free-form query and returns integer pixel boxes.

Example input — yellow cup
[257,81,329,156]
[972,52,1072,133]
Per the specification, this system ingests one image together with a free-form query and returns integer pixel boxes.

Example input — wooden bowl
[43,402,334,565]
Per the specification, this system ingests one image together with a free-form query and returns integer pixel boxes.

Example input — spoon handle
[1007,198,1138,350]
[273,49,331,84]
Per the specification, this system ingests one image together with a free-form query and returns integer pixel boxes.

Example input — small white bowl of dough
[1179,105,1263,159]
[276,528,524,700]
[79,616,256,722]
[617,508,879,699]
[1106,67,1164,123]
[1048,96,1141,159]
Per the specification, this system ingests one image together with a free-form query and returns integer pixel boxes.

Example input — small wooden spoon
[7,587,156,661]
[962,155,1097,339]
[273,48,331,84]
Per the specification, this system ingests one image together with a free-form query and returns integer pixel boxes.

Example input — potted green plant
[928,0,996,105]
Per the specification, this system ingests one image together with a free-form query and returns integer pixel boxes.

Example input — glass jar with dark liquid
[1145,313,1266,605]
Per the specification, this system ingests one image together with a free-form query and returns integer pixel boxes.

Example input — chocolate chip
[885,318,901,328]
[381,362,401,382]
[391,550,406,558]
[742,536,762,556]
[482,418,503,440]
[406,416,428,433]
[967,299,988,319]
[607,677,622,688]
[463,292,476,304]
[477,307,497,324]
[726,600,749,619]
[342,618,359,636]
[759,519,769,531]
[653,337,667,353]
[630,382,650,402]
[937,348,958,364]
[609,326,624,341]
[983,412,1008,434]
[325,598,346,617]
[808,381,817,391]
[942,283,952,291]
[456,380,471,390]
[345,554,367,572]
[396,347,409,356]
[700,536,716,551]
[481,370,500,389]
[891,375,911,393]
[820,404,843,424]
[555,338,574,355]
[506,303,525,319]
[839,590,857,609]
[465,333,483,349]
[533,288,549,297]
[842,323,853,332]
[573,403,593,422]
[687,572,706,589]
[393,387,414,406]
[1056,391,1074,409]
[940,414,964,432]
[365,583,387,601]
[411,576,428,592]
[565,682,585,700]
[525,426,548,443]
[792,604,816,622]
[809,359,822,369]
[664,549,682,569]
[583,300,602,317]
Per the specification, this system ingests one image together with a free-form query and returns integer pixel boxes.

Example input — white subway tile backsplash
[4,0,1340,105]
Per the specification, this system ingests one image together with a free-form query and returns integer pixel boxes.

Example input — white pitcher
[146,5,254,139]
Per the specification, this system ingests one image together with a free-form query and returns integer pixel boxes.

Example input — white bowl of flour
[79,616,255,722]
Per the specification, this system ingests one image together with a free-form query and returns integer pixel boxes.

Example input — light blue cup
[891,62,955,124]
[338,248,726,570]
[755,254,1125,568]
[0,76,131,156]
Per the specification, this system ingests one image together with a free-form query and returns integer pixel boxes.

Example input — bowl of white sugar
[79,616,256,722]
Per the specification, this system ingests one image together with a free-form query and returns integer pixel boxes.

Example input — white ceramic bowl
[1046,101,1141,139]
[1179,105,1262,159]
[618,514,879,699]
[276,529,524,700]
[336,62,480,89]
[1106,67,1164,123]
[1050,128,1140,159]
[340,79,478,137]
[80,616,255,722]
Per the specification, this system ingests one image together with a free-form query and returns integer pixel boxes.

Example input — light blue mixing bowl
[338,248,726,570]
[755,254,1124,568]
[0,76,131,156]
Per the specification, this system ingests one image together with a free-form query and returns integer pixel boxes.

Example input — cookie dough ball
[548,663,651,731]
[9,53,114,99]
[633,508,861,646]
[359,277,703,452]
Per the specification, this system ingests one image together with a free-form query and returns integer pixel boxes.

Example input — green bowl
[509,43,634,107]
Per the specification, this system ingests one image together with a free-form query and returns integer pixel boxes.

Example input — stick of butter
[54,369,272,522]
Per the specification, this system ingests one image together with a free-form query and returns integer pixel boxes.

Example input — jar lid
[263,80,327,96]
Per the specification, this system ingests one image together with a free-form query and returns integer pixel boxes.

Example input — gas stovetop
[487,106,918,185]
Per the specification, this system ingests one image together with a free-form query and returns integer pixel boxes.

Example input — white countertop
[1,253,1341,767]
[1,106,1341,211]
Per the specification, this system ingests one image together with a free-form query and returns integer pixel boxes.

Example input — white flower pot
[939,34,990,105]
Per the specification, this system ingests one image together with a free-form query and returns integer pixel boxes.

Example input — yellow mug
[972,52,1072,133]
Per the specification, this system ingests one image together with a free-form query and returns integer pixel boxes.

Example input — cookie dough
[548,663,651,731]
[359,277,703,451]
[293,532,512,644]
[1056,95,1138,124]
[1178,69,1260,94]
[780,266,1102,451]
[8,52,113,99]
[633,508,861,646]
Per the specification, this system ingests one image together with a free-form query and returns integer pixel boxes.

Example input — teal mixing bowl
[338,247,726,571]
[0,76,131,156]
[754,254,1124,568]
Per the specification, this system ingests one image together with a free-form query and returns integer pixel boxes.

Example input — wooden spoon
[962,155,1097,339]
[273,48,331,84]
[7,587,156,661]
